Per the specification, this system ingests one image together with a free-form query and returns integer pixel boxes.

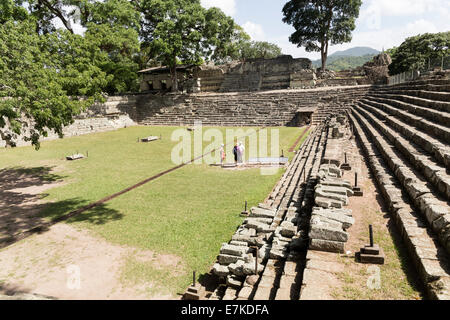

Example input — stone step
[368,92,450,113]
[361,98,450,146]
[373,89,450,102]
[367,94,450,126]
[356,101,450,200]
[349,110,450,300]
[351,106,450,256]
[381,83,450,93]
[356,102,450,170]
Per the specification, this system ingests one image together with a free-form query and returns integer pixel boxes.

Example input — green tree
[388,32,450,75]
[6,0,142,94]
[0,0,142,148]
[0,0,28,23]
[282,0,362,71]
[82,0,141,93]
[238,41,282,60]
[139,0,237,92]
[0,19,106,148]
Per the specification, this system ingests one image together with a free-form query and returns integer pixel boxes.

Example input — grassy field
[0,125,308,297]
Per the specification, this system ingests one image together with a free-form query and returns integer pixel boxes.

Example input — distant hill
[329,47,380,57]
[312,47,380,71]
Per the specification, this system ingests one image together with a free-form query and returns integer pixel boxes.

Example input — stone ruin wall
[135,85,371,128]
[0,85,371,148]
[0,96,138,148]
[141,55,374,94]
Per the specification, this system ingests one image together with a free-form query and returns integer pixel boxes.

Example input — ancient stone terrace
[184,76,450,300]
[134,86,370,128]
[348,78,450,299]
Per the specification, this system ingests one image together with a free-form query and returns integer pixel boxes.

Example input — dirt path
[0,166,184,300]
[301,136,422,300]
[0,166,65,243]
[0,223,182,300]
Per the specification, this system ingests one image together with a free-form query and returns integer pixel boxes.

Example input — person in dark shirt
[233,143,238,163]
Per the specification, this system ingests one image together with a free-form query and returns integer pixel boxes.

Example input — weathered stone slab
[258,203,273,210]
[432,213,450,232]
[280,226,297,238]
[237,286,253,299]
[320,178,352,189]
[306,259,345,274]
[252,287,272,300]
[425,205,449,225]
[220,243,248,256]
[231,234,258,245]
[315,196,344,208]
[222,287,237,300]
[218,254,244,265]
[311,215,343,230]
[226,275,243,289]
[212,263,229,277]
[228,260,246,276]
[242,262,264,275]
[269,248,288,260]
[318,185,354,197]
[229,240,249,247]
[309,225,349,242]
[315,187,349,204]
[141,136,159,142]
[309,238,345,253]
[244,217,273,225]
[250,207,276,218]
[66,153,84,160]
[311,207,354,229]
[236,227,257,237]
[428,276,450,300]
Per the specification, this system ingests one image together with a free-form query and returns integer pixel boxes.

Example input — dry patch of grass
[331,210,423,300]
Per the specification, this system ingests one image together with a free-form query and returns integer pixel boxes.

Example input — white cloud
[360,0,443,18]
[329,18,443,54]
[276,17,446,60]
[274,36,321,60]
[242,21,266,41]
[201,0,236,16]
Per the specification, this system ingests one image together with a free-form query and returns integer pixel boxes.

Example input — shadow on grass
[40,198,124,225]
[0,166,123,247]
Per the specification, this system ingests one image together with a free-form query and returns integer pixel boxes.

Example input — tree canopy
[0,19,106,148]
[0,0,140,148]
[0,0,284,147]
[138,0,241,91]
[236,41,283,61]
[388,31,450,75]
[282,0,362,70]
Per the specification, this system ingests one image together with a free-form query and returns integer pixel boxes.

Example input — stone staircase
[205,124,328,300]
[136,86,370,128]
[348,78,450,299]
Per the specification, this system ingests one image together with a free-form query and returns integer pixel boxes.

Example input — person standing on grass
[238,141,245,164]
[233,143,238,163]
[220,144,225,164]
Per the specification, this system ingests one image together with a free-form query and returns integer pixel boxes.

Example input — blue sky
[201,0,450,60]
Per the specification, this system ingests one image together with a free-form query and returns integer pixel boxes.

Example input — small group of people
[219,141,245,164]
[233,141,245,164]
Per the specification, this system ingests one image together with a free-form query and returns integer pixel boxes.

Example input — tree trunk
[321,39,329,71]
[170,65,178,92]
[321,49,327,71]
